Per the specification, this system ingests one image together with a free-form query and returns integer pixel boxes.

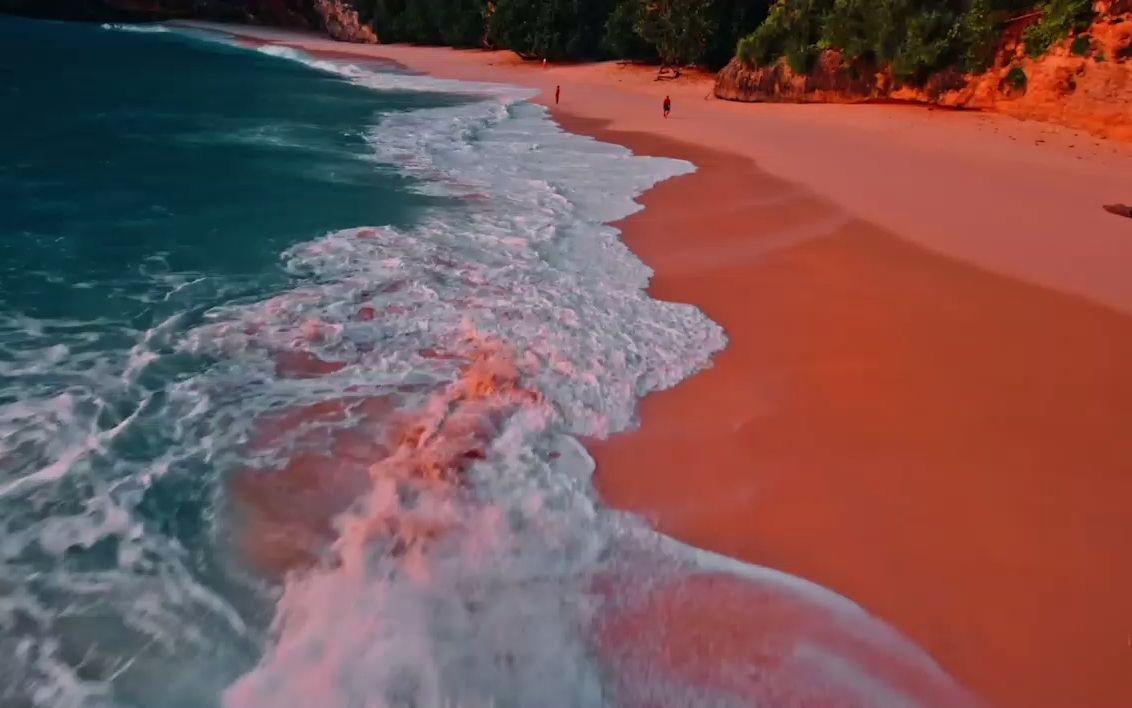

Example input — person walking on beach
[663,95,671,118]
[555,85,560,105]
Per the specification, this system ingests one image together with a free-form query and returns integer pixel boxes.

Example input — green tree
[737,0,824,72]
[706,0,773,68]
[488,0,613,59]
[952,0,1000,73]
[603,0,658,60]
[633,0,718,65]
[737,0,1050,84]
[821,0,959,80]
[1022,0,1094,56]
[359,0,488,46]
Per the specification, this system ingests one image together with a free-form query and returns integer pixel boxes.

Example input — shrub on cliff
[1003,64,1028,91]
[821,0,961,81]
[737,0,823,73]
[736,0,1059,85]
[1022,0,1095,56]
[952,0,1003,72]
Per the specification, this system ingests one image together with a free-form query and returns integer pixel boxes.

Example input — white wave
[254,43,535,103]
[209,52,972,708]
[100,23,170,33]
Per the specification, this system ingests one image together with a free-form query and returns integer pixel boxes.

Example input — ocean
[0,16,968,708]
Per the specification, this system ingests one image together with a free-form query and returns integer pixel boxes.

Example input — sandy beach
[184,23,1132,707]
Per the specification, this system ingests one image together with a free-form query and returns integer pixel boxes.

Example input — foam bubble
[100,23,170,33]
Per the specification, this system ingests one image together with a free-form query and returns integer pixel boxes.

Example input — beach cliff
[715,1,1132,140]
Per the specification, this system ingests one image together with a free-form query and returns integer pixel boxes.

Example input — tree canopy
[356,0,770,67]
[737,0,1088,84]
[353,0,1091,82]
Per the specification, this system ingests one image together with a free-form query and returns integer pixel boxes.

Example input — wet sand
[184,23,1132,706]
[572,120,1132,707]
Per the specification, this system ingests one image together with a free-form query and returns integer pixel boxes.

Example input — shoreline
[179,23,1132,706]
[176,21,1132,316]
[577,120,1132,707]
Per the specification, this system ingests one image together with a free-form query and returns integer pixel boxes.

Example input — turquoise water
[0,16,453,705]
[1,18,445,321]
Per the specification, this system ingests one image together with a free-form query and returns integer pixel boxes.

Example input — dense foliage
[1022,0,1094,56]
[353,0,1093,79]
[486,0,613,60]
[736,0,1088,85]
[359,0,489,46]
[355,0,770,66]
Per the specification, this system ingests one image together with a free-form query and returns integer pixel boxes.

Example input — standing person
[555,85,560,105]
[663,95,671,118]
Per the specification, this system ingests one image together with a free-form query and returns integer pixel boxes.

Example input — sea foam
[5,25,974,707]
[212,42,972,708]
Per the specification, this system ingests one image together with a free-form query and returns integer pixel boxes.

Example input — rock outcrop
[314,0,377,43]
[716,2,1132,141]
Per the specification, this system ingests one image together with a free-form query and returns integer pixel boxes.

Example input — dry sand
[183,23,1132,707]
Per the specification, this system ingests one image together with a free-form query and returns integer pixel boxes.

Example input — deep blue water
[0,16,453,706]
[1,17,443,322]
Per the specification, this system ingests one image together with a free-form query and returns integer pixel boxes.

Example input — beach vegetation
[360,0,772,68]
[359,0,489,46]
[603,0,661,60]
[1022,0,1095,57]
[734,0,1089,85]
[1070,34,1092,55]
[632,0,719,65]
[603,0,772,66]
[952,0,1002,73]
[706,0,776,68]
[486,0,614,59]
[1004,64,1028,89]
[736,0,822,72]
[822,0,959,82]
[356,0,1099,79]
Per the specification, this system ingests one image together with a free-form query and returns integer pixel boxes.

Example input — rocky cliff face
[716,2,1132,141]
[314,0,376,43]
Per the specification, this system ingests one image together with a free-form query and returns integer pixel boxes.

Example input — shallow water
[0,17,972,708]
